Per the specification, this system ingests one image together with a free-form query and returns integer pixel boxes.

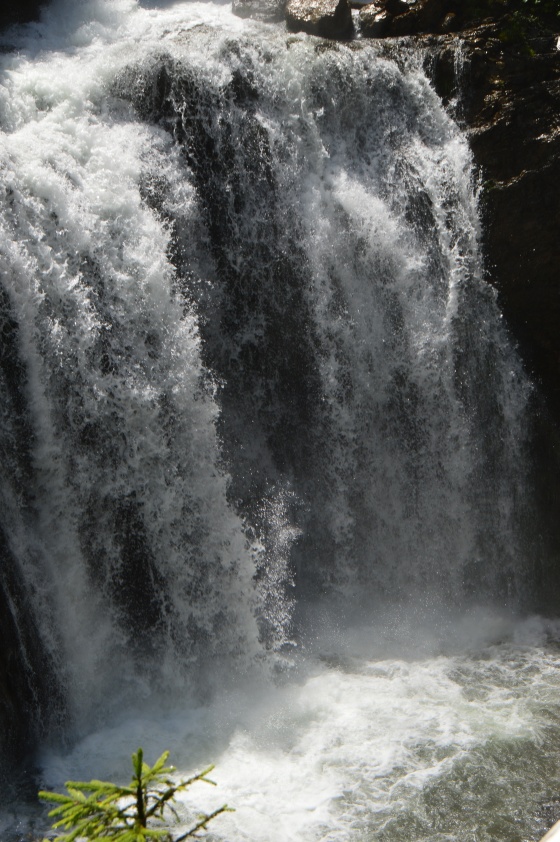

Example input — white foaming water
[0,1,553,840]
[33,612,560,842]
[0,0,274,729]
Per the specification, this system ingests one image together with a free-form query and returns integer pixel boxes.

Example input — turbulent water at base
[0,1,558,840]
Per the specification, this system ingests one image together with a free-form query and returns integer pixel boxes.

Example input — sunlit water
[4,612,559,842]
[1,2,557,840]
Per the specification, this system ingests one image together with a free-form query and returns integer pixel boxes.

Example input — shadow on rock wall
[0,0,48,30]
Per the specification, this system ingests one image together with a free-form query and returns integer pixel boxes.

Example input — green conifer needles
[39,748,232,842]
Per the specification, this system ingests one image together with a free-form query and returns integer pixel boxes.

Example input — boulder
[359,6,393,37]
[285,0,354,38]
[384,0,412,15]
[359,0,462,37]
[440,11,459,31]
[388,0,448,35]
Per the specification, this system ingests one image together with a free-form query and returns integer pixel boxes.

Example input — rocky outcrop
[286,0,354,38]
[357,0,558,39]
[470,38,559,414]
[359,6,393,37]
[359,0,451,37]
[427,23,560,595]
[428,25,560,418]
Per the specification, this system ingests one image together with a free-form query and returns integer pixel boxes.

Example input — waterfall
[0,0,545,797]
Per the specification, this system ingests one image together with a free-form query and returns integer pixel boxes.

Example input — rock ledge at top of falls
[285,0,354,38]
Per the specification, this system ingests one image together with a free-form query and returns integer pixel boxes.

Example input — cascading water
[1,2,559,841]
[111,19,535,608]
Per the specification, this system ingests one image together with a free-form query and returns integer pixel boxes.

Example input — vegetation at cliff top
[39,748,231,841]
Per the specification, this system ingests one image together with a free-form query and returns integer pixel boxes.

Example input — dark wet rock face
[0,0,46,29]
[359,5,393,36]
[429,25,560,419]
[286,0,354,38]
[385,0,447,34]
[0,529,64,790]
[358,0,460,37]
[469,35,560,418]
[428,24,560,580]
